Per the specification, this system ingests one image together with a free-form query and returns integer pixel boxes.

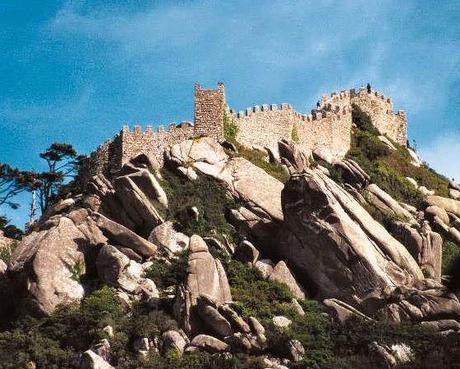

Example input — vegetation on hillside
[347,104,449,209]
[224,259,457,369]
[145,250,189,290]
[0,286,263,369]
[159,168,238,242]
[236,145,290,183]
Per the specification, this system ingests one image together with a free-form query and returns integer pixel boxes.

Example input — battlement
[121,121,194,136]
[82,82,408,185]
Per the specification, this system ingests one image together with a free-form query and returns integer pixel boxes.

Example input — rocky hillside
[1,107,460,369]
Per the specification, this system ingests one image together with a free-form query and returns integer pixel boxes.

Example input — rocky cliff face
[279,169,423,300]
[2,118,460,368]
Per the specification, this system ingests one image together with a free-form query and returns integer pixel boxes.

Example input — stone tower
[193,82,226,141]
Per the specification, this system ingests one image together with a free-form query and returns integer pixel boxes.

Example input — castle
[83,82,407,180]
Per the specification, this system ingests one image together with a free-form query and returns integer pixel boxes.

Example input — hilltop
[1,83,460,369]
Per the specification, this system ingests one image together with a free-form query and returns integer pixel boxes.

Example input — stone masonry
[81,83,407,184]
[194,82,226,141]
[231,102,352,159]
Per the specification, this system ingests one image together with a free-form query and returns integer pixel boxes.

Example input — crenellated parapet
[350,88,407,145]
[82,82,408,186]
[118,121,195,168]
[316,87,408,145]
[232,98,353,158]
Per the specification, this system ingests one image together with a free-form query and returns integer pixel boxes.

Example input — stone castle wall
[118,123,195,168]
[231,103,352,158]
[320,88,407,145]
[82,83,407,185]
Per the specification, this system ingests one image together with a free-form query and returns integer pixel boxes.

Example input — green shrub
[226,260,293,322]
[0,240,18,263]
[370,162,426,209]
[354,131,390,160]
[81,286,123,328]
[0,286,122,368]
[223,111,239,143]
[330,318,437,361]
[291,124,300,144]
[160,169,237,241]
[441,240,460,274]
[69,259,85,282]
[284,300,334,367]
[351,104,379,135]
[347,104,449,209]
[145,251,189,289]
[0,329,76,369]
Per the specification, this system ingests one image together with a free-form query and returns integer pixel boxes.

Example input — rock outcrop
[167,137,284,221]
[8,214,98,314]
[167,138,284,252]
[268,261,305,299]
[7,155,165,315]
[148,221,189,256]
[175,235,232,335]
[389,221,442,281]
[426,196,460,218]
[80,350,114,369]
[279,168,423,301]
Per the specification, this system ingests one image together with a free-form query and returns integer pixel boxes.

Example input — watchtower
[193,82,226,141]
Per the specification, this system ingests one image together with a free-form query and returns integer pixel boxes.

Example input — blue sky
[1,0,459,227]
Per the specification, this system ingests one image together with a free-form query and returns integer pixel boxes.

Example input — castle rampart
[231,103,352,158]
[320,87,408,145]
[82,82,407,184]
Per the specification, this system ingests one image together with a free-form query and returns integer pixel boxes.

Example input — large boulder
[268,261,305,299]
[113,169,164,232]
[390,222,442,281]
[450,189,460,200]
[96,244,158,299]
[167,137,284,222]
[233,240,260,264]
[365,184,416,224]
[373,287,460,325]
[167,137,285,255]
[175,235,232,335]
[8,214,101,315]
[96,245,132,289]
[333,159,370,189]
[278,139,311,173]
[426,196,460,218]
[279,169,423,301]
[92,212,157,257]
[161,330,188,355]
[196,295,233,337]
[189,334,229,353]
[323,298,373,324]
[148,221,189,256]
[84,155,167,236]
[80,350,114,369]
[425,205,450,225]
[186,235,232,305]
[228,206,281,255]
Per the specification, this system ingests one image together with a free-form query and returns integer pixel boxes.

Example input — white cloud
[419,133,460,182]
